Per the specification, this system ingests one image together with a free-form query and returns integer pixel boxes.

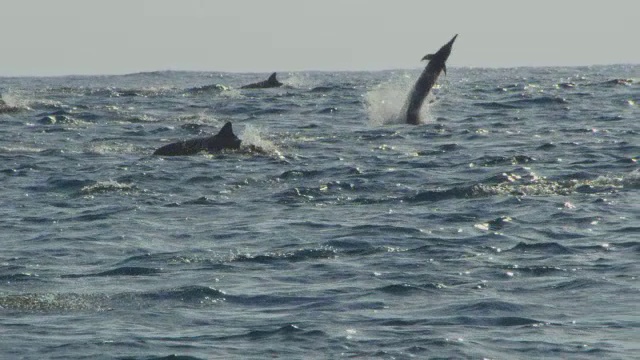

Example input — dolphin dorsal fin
[217,122,235,138]
[422,54,434,61]
[267,72,278,82]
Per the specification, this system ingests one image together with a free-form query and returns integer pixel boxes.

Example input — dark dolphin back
[206,122,241,152]
[217,122,235,138]
[266,72,282,86]
[153,121,241,156]
[241,72,283,89]
[153,137,208,156]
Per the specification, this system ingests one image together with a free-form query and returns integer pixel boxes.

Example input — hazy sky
[1,0,638,76]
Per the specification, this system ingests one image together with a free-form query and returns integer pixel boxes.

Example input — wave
[277,169,323,179]
[0,145,45,154]
[274,168,630,206]
[132,355,206,360]
[0,292,110,312]
[375,283,440,296]
[35,109,99,126]
[39,114,79,125]
[472,155,536,166]
[84,141,141,155]
[38,85,174,98]
[230,247,338,264]
[212,324,327,344]
[0,285,226,312]
[0,272,42,283]
[25,177,136,197]
[245,324,325,340]
[185,83,229,94]
[496,264,567,277]
[316,106,339,114]
[308,84,358,93]
[80,180,136,195]
[396,315,549,327]
[509,96,568,106]
[544,278,611,291]
[62,266,162,278]
[137,285,226,304]
[32,176,94,192]
[506,241,574,254]
[309,86,335,93]
[474,216,513,231]
[447,299,527,314]
[474,96,567,109]
[591,78,634,87]
[473,101,519,109]
[480,171,628,197]
[404,185,490,202]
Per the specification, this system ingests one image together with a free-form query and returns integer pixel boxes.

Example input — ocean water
[1,65,638,359]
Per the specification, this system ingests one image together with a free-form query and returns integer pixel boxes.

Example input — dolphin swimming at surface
[153,121,241,156]
[240,72,283,89]
[402,34,457,125]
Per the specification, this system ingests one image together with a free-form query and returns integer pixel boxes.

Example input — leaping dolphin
[153,121,241,156]
[240,72,283,89]
[402,34,457,125]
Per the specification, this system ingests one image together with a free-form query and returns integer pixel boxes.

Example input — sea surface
[1,65,638,359]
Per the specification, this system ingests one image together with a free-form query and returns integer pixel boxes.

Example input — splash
[0,145,44,153]
[617,169,640,189]
[240,125,283,158]
[84,142,138,155]
[175,112,221,126]
[80,180,136,195]
[281,72,318,89]
[185,83,229,94]
[0,91,32,111]
[365,74,433,125]
[0,293,110,312]
[482,170,632,197]
[220,87,242,99]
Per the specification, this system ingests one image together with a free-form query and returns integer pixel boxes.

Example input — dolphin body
[240,72,283,89]
[153,122,241,156]
[402,34,457,125]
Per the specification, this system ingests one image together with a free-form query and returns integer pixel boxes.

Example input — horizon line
[1,63,638,79]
